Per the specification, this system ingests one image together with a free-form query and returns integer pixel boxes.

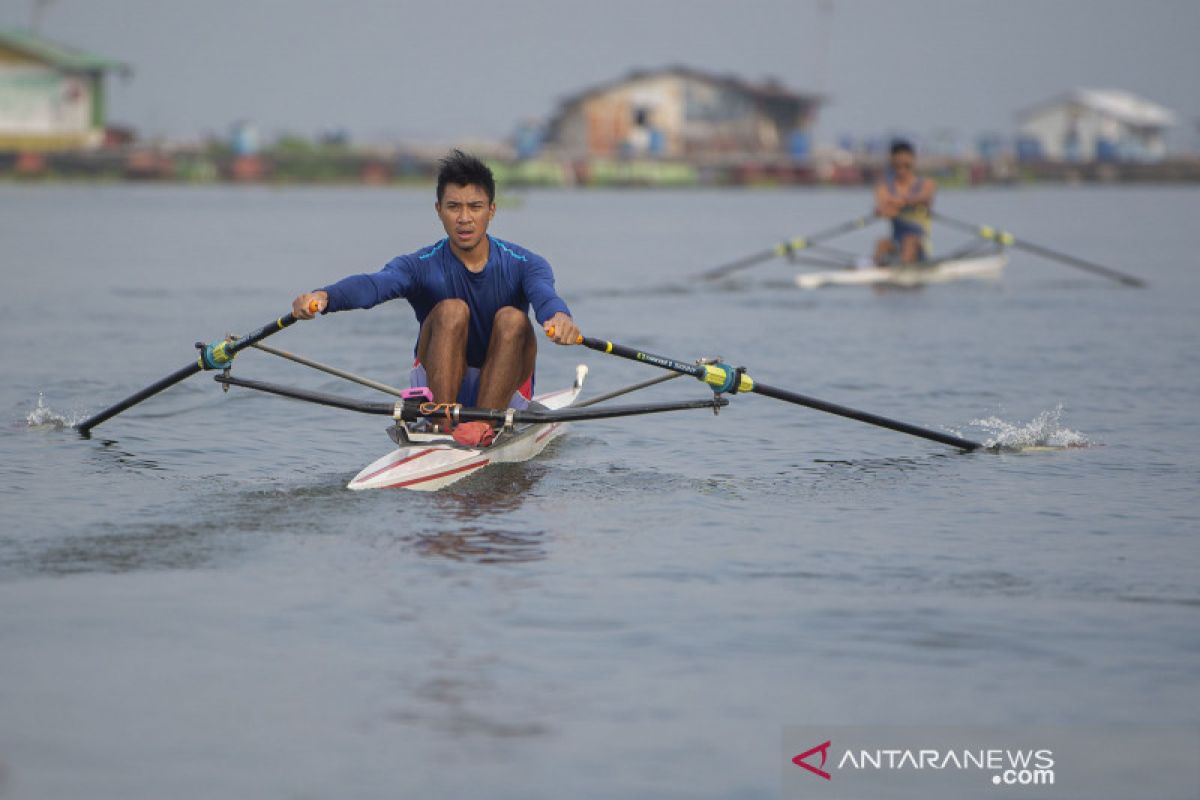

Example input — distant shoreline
[4,150,1199,187]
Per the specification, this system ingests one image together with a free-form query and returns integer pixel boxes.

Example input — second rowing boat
[795,252,1008,290]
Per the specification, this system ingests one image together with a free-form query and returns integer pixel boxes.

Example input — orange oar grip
[308,298,321,314]
[545,326,583,344]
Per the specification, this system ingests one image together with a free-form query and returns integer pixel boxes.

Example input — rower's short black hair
[890,139,915,157]
[436,149,495,204]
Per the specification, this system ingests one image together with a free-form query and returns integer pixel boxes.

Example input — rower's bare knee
[417,299,470,364]
[429,298,470,330]
[487,308,536,376]
[491,306,531,344]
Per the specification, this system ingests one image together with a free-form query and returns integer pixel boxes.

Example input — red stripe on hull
[355,448,440,483]
[376,458,491,490]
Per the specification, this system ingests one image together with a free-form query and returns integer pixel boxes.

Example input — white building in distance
[1016,89,1176,162]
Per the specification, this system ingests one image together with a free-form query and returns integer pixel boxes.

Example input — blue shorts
[892,220,929,260]
[410,364,531,409]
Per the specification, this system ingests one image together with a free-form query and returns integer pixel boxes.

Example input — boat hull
[347,365,587,491]
[795,253,1007,290]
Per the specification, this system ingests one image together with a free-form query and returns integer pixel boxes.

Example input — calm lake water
[2,183,1198,799]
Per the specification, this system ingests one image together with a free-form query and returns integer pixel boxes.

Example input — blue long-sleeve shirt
[320,236,571,368]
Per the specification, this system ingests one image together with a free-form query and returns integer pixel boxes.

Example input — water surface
[2,184,1198,799]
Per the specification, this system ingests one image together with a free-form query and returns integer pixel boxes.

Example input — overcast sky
[4,0,1198,149]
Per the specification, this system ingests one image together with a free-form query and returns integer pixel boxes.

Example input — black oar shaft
[573,336,981,451]
[76,312,300,435]
[932,211,1145,287]
[581,337,708,380]
[1004,238,1144,287]
[75,362,202,435]
[751,381,981,451]
[701,247,780,279]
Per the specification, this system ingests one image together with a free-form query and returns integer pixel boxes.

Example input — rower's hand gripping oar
[547,329,983,452]
[699,214,878,281]
[931,211,1146,287]
[75,301,320,436]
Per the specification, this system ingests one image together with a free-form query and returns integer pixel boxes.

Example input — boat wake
[966,405,1093,451]
[25,394,74,430]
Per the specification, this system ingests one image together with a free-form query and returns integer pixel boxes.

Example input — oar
[551,331,982,452]
[931,211,1146,287]
[76,306,314,435]
[700,214,877,280]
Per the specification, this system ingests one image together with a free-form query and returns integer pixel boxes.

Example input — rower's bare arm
[544,312,580,345]
[874,183,899,217]
[919,178,938,206]
[292,291,328,320]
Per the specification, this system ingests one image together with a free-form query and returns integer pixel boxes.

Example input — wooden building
[544,66,820,160]
[0,29,128,151]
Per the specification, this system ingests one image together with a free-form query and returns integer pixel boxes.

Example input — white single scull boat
[795,252,1008,290]
[347,365,588,491]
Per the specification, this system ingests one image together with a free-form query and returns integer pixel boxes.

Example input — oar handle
[545,326,584,344]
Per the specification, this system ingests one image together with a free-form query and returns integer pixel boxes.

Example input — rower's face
[890,153,915,174]
[437,183,495,252]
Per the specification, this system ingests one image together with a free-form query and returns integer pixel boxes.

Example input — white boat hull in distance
[794,253,1008,290]
[347,365,588,492]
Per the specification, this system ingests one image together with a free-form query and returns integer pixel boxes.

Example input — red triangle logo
[792,740,832,780]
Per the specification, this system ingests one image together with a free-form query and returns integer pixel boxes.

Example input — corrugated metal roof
[0,29,128,73]
[1018,89,1175,127]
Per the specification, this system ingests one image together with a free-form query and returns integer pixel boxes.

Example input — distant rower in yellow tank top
[873,140,937,266]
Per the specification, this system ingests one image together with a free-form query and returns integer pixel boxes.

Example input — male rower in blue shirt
[291,150,580,447]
